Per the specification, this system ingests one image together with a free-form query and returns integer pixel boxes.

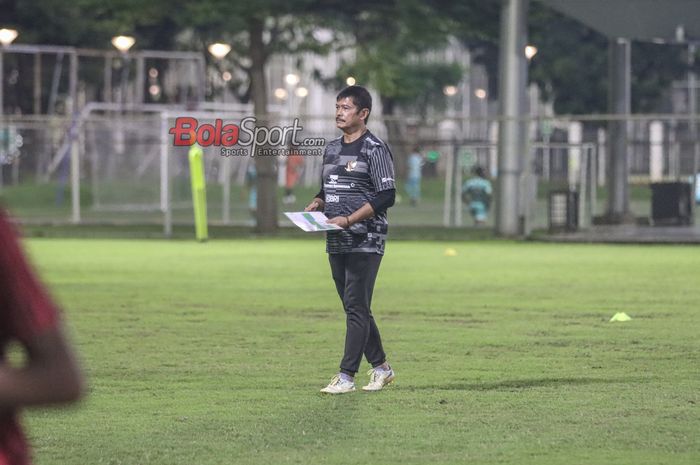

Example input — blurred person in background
[423,149,440,178]
[245,163,257,219]
[406,146,423,206]
[462,165,493,226]
[283,148,305,205]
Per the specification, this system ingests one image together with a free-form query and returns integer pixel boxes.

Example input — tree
[181,1,331,232]
[309,1,479,175]
[7,0,178,49]
[4,0,180,114]
[308,1,507,176]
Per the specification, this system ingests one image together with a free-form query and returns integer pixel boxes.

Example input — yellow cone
[444,248,458,257]
[610,312,632,322]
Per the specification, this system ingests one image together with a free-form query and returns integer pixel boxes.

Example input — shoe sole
[362,374,395,392]
[320,387,356,394]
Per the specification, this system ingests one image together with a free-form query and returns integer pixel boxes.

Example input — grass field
[18,238,700,464]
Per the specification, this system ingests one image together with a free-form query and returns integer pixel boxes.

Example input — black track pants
[328,252,386,376]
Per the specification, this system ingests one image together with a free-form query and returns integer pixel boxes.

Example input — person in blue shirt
[245,164,257,218]
[406,146,423,206]
[462,165,493,226]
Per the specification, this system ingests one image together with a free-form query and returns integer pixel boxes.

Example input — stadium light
[208,43,231,59]
[111,35,135,53]
[443,85,458,96]
[525,45,538,60]
[346,76,356,86]
[0,28,19,116]
[0,28,18,47]
[274,88,288,100]
[295,86,308,98]
[474,88,487,100]
[285,73,300,86]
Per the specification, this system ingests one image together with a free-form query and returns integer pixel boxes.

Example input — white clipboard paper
[284,211,343,232]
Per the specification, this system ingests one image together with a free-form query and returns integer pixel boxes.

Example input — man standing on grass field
[0,208,84,465]
[304,85,396,394]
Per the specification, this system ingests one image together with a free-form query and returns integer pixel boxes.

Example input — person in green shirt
[462,166,493,226]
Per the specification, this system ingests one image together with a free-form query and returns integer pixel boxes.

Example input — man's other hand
[327,216,351,229]
[304,198,324,212]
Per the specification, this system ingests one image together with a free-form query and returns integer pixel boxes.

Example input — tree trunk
[249,18,278,232]
[380,96,407,179]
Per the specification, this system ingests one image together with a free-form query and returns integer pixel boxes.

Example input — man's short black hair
[337,85,372,124]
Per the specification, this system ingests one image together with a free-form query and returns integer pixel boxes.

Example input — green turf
[19,239,700,465]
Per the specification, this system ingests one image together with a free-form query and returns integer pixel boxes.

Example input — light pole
[443,85,458,116]
[688,42,698,221]
[0,28,18,190]
[207,42,231,103]
[0,28,19,117]
[440,84,462,226]
[108,35,136,222]
[111,35,135,104]
[474,87,488,145]
[284,72,300,121]
[522,43,538,236]
[206,42,232,221]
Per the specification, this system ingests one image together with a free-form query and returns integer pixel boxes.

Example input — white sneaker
[362,367,395,391]
[320,374,356,394]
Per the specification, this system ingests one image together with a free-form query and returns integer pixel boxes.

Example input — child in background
[462,166,493,226]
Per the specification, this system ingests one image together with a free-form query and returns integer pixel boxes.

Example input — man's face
[335,97,368,131]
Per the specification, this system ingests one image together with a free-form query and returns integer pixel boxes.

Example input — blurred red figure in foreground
[0,208,84,465]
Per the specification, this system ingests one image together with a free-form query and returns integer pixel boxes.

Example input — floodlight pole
[69,51,81,223]
[0,49,3,190]
[689,43,698,222]
[0,49,4,117]
[135,55,145,103]
[33,53,41,114]
[496,0,529,236]
[160,112,172,237]
[605,38,631,222]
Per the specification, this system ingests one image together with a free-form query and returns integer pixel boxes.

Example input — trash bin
[650,182,692,226]
[549,190,579,232]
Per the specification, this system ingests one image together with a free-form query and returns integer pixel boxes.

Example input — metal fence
[1,109,699,235]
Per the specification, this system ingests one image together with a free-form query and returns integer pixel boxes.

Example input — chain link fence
[1,110,699,235]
